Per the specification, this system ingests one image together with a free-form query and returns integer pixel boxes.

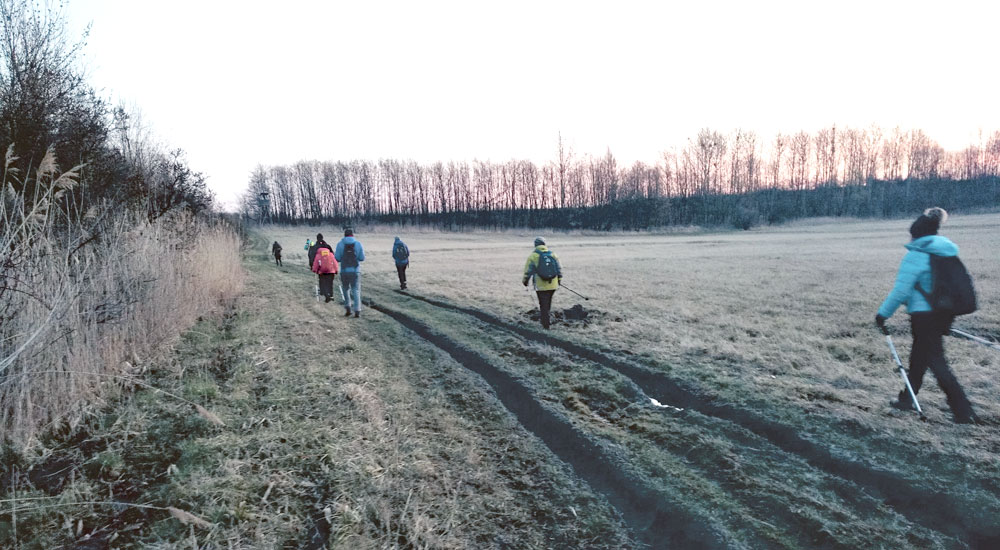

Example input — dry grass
[265,215,1000,431]
[0,233,633,549]
[7,214,996,548]
[0,148,244,444]
[259,215,1000,546]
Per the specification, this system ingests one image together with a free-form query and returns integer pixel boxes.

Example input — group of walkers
[267,205,984,425]
[271,229,410,318]
[272,231,564,327]
[306,229,369,317]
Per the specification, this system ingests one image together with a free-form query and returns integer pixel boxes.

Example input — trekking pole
[559,283,590,301]
[882,326,927,421]
[950,328,1000,351]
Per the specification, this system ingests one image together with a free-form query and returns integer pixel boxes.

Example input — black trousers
[902,312,974,420]
[396,263,407,287]
[274,253,282,266]
[536,290,555,328]
[318,273,335,298]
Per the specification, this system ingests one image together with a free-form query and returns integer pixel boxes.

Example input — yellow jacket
[523,245,561,291]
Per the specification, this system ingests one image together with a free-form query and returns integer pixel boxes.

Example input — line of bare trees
[241,127,1000,228]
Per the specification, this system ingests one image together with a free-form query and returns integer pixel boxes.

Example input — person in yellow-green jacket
[522,237,562,329]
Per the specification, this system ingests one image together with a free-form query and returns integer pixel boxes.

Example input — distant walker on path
[392,236,410,290]
[523,237,562,330]
[271,241,282,266]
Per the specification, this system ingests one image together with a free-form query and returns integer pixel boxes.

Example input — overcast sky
[66,0,1000,209]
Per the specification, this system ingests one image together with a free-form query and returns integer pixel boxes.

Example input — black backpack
[394,242,408,260]
[535,250,560,282]
[916,254,977,316]
[342,242,359,268]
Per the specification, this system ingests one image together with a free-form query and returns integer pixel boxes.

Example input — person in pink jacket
[311,235,339,303]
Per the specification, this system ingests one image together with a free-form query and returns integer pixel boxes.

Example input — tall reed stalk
[0,146,243,445]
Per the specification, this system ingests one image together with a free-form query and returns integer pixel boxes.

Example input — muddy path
[365,302,724,549]
[248,240,638,549]
[0,238,640,549]
[232,232,998,548]
[350,285,1000,549]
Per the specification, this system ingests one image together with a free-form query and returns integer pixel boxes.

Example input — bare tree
[694,129,727,195]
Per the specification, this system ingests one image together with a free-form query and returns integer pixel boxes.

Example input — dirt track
[309,247,1000,549]
[387,290,1000,544]
[7,232,999,549]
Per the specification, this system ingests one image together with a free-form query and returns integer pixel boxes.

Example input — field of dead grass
[261,214,1000,547]
[5,214,999,548]
[0,232,632,549]
[270,217,1000,432]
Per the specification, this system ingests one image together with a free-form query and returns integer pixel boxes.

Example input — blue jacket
[335,236,365,273]
[878,235,959,318]
[391,237,410,266]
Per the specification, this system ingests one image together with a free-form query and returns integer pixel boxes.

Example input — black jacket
[307,240,333,267]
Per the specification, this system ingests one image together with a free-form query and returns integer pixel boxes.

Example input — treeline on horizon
[241,127,1000,229]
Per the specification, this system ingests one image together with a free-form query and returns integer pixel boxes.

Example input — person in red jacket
[311,234,339,303]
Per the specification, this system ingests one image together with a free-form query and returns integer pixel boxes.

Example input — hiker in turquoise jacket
[875,207,977,423]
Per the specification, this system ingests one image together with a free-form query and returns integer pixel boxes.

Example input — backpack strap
[913,250,936,302]
[915,282,931,301]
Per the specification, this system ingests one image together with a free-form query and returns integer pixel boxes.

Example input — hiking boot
[344,309,352,317]
[354,311,360,318]
[955,413,980,425]
[325,296,332,303]
[890,398,916,412]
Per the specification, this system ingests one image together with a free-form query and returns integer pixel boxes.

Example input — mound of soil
[523,304,621,326]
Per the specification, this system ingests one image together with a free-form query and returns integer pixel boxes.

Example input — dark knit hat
[909,207,948,239]
[344,228,354,237]
[316,233,323,241]
[534,237,545,246]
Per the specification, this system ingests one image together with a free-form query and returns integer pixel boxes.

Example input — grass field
[261,215,1000,548]
[3,214,999,548]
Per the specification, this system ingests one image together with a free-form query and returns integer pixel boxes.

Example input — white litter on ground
[649,397,684,412]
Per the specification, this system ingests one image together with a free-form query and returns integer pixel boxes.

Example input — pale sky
[65,0,1000,209]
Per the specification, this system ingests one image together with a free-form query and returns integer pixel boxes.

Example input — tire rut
[391,289,1000,547]
[352,300,729,549]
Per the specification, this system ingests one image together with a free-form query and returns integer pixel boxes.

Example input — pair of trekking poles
[883,324,999,421]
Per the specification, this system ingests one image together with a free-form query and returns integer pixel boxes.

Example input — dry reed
[0,148,244,445]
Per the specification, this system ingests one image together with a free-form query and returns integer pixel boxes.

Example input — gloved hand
[875,314,888,335]
[557,277,562,286]
[522,278,529,287]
